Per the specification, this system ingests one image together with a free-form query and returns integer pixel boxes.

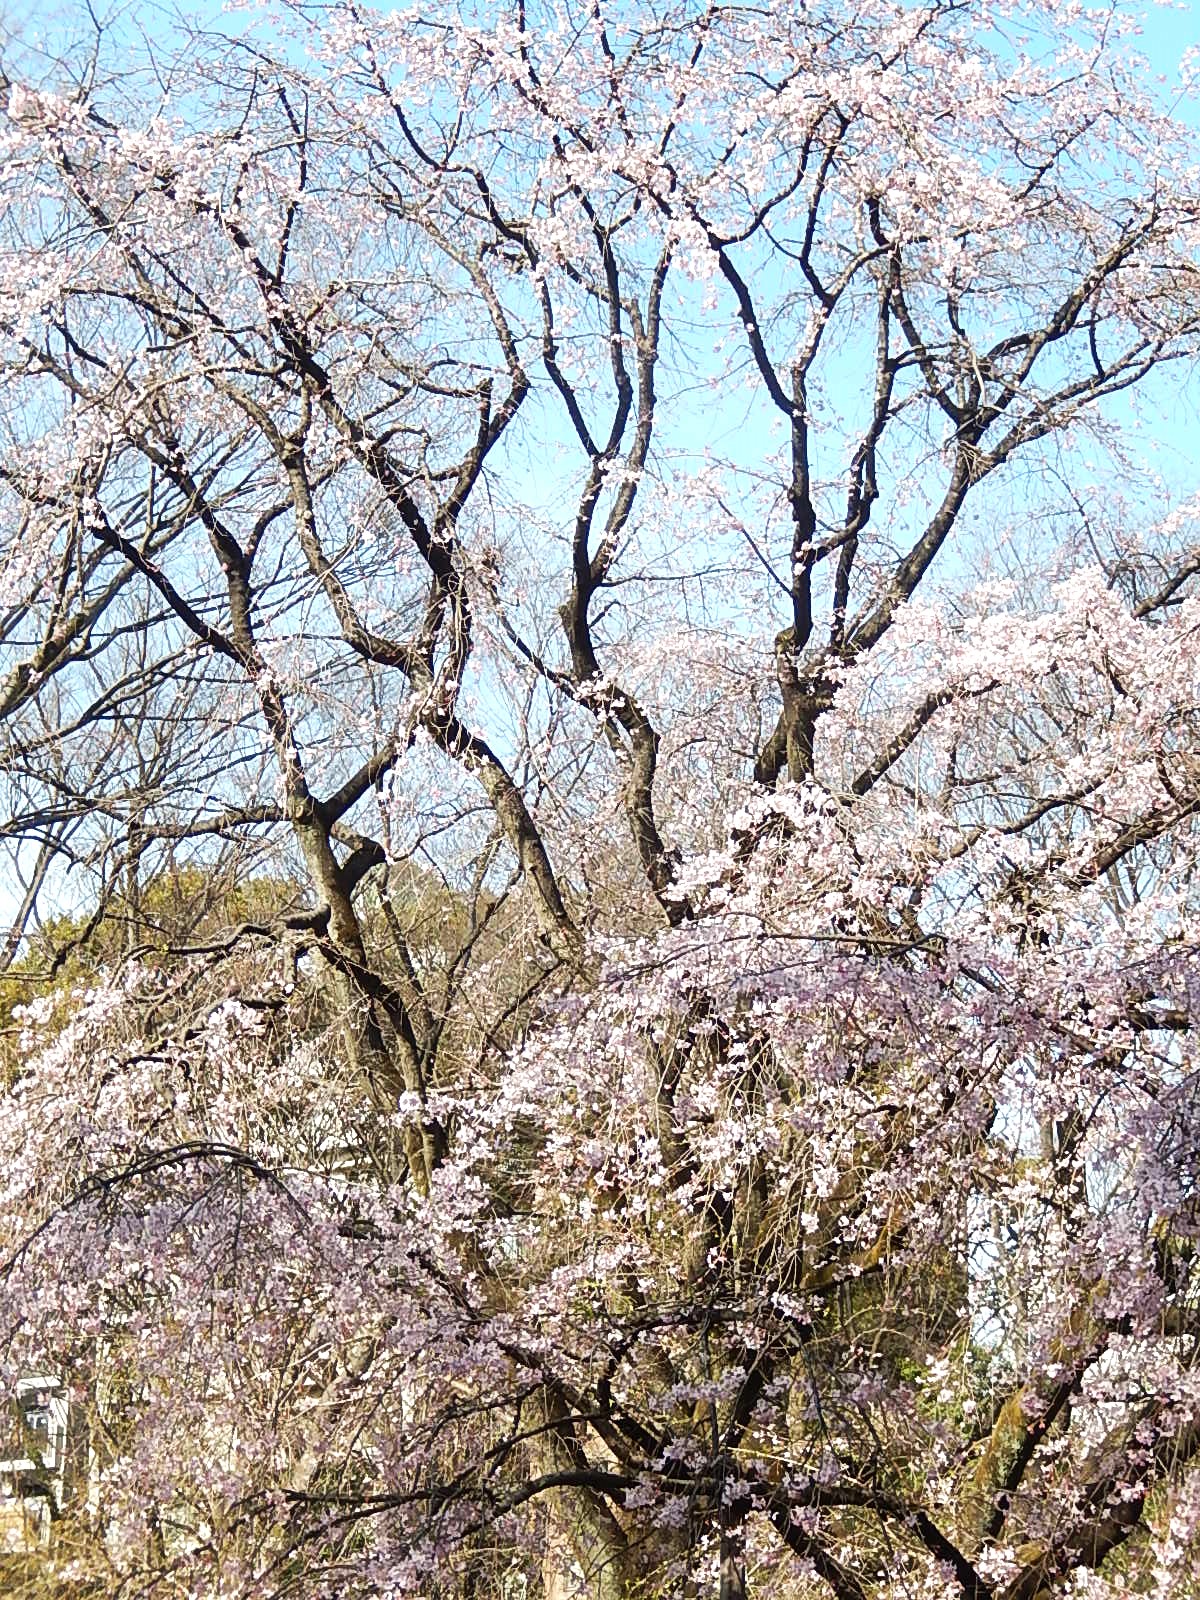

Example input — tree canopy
[2,2,1200,1597]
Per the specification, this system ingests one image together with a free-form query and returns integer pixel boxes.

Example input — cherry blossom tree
[2,1,1200,1596]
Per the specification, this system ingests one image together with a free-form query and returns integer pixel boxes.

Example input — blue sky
[4,0,1200,939]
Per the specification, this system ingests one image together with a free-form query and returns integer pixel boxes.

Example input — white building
[0,1375,69,1555]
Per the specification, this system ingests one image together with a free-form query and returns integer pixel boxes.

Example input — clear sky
[3,0,1200,942]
